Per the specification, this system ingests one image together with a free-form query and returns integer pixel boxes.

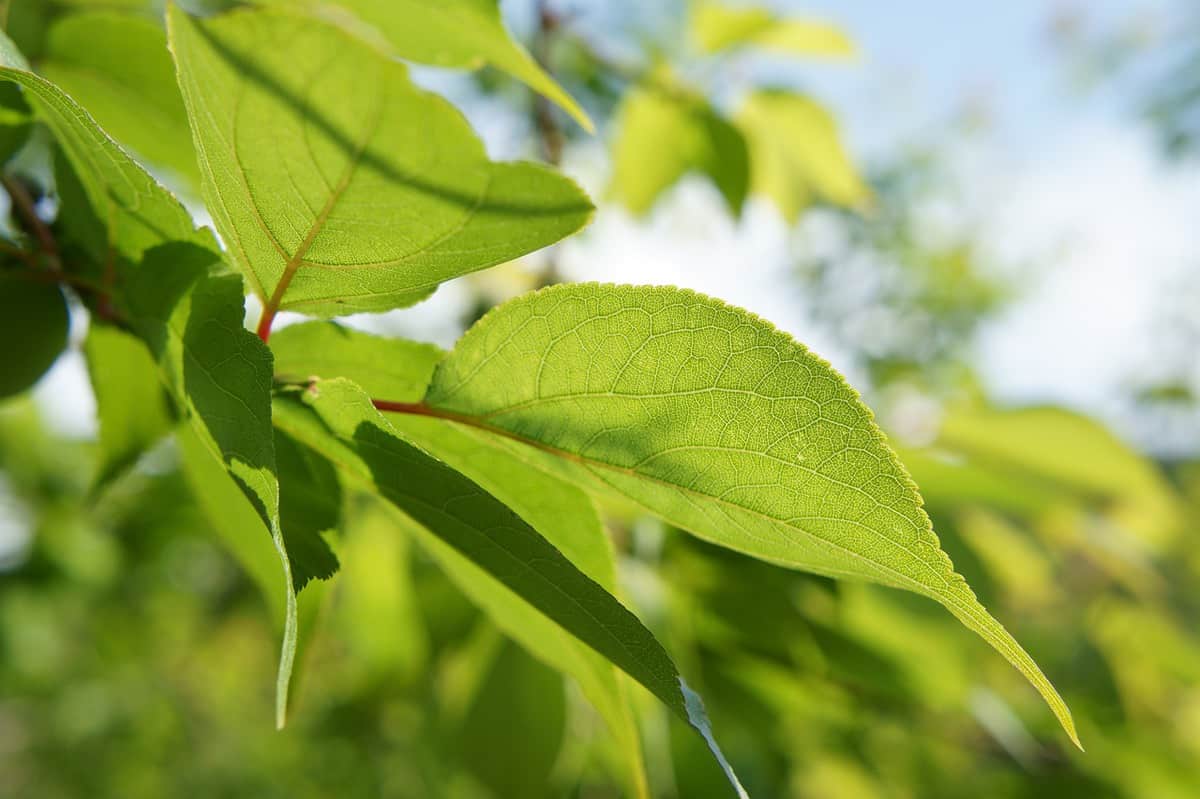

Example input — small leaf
[273,377,747,797]
[288,0,592,131]
[736,89,869,221]
[611,84,749,216]
[40,12,199,188]
[416,282,1080,748]
[84,324,174,492]
[167,6,592,319]
[692,2,855,59]
[0,271,68,400]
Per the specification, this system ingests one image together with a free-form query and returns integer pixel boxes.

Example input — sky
[28,0,1200,459]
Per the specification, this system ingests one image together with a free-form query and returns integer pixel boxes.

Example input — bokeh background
[3,1,1200,797]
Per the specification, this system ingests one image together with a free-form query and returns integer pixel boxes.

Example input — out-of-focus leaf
[272,377,747,797]
[908,404,1183,552]
[0,272,68,400]
[737,89,869,221]
[277,0,592,130]
[418,282,1080,747]
[84,324,174,491]
[0,28,211,260]
[692,2,855,58]
[611,84,748,216]
[271,321,650,797]
[40,12,199,188]
[956,507,1060,611]
[167,6,592,318]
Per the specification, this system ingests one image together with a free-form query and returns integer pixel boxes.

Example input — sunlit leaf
[272,377,747,797]
[611,83,748,216]
[40,12,199,188]
[692,2,855,59]
[737,89,869,221]
[167,6,592,320]
[277,0,592,130]
[415,282,1080,747]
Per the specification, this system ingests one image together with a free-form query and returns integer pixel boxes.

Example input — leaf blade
[167,5,592,318]
[421,282,1080,748]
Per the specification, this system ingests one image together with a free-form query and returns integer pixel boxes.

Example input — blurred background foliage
[2,0,1200,797]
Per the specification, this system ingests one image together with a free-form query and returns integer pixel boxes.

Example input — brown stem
[2,175,59,267]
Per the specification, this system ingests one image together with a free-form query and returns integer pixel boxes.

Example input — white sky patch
[973,118,1200,425]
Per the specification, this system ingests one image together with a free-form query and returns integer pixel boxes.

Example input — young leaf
[736,90,869,221]
[270,321,650,796]
[692,2,855,59]
[122,242,297,728]
[167,6,593,323]
[409,282,1080,748]
[40,12,199,188]
[611,85,749,217]
[84,324,175,492]
[0,29,212,260]
[280,0,592,131]
[272,378,747,797]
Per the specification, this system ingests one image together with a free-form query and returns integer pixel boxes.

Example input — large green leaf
[122,242,298,727]
[736,89,868,221]
[83,324,175,491]
[405,282,1080,747]
[0,29,210,260]
[167,6,592,322]
[279,0,592,130]
[272,377,747,797]
[692,2,855,59]
[271,321,649,796]
[611,84,749,216]
[40,11,199,188]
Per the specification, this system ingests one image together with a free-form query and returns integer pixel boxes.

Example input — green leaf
[123,242,297,728]
[737,89,869,221]
[40,12,199,188]
[167,6,593,320]
[0,28,212,260]
[414,282,1081,748]
[692,2,855,59]
[270,321,649,796]
[611,84,749,216]
[83,324,175,491]
[282,0,592,131]
[272,377,747,797]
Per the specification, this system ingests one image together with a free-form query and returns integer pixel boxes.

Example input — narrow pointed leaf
[272,377,747,797]
[167,6,593,317]
[416,282,1080,748]
[271,321,649,795]
[123,242,296,727]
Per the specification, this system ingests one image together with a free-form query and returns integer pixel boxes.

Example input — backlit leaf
[415,282,1080,748]
[737,89,868,221]
[611,84,748,216]
[167,6,593,319]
